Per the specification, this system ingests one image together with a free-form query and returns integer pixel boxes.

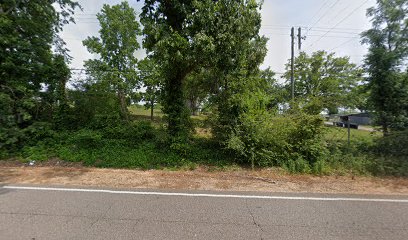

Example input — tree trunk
[191,98,198,116]
[150,99,154,121]
[118,90,129,121]
[57,76,68,106]
[164,70,190,137]
[382,122,389,136]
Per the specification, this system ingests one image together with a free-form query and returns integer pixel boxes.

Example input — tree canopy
[362,0,408,134]
[0,0,79,150]
[139,0,267,139]
[83,1,142,121]
[284,51,363,114]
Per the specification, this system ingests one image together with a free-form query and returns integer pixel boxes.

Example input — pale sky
[61,0,376,80]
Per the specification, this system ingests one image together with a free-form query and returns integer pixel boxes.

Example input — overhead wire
[261,25,365,31]
[306,0,370,50]
[306,0,331,26]
[304,0,341,36]
[329,38,358,52]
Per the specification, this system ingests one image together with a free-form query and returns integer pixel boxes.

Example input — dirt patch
[1,165,408,195]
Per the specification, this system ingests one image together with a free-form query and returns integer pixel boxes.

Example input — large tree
[284,51,363,114]
[139,0,266,139]
[362,0,408,134]
[140,0,198,138]
[0,0,79,150]
[83,2,141,121]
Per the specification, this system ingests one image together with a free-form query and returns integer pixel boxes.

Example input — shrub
[223,107,326,169]
[374,130,408,157]
[101,120,156,142]
[0,121,55,158]
[68,129,103,149]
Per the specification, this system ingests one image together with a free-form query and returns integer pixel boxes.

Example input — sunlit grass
[324,125,381,144]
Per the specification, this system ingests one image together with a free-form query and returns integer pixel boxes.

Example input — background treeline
[0,0,407,175]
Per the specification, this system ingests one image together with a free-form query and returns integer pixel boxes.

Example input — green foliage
[68,129,103,149]
[284,158,312,174]
[260,67,286,110]
[140,0,266,139]
[369,156,408,177]
[53,86,122,130]
[2,0,407,179]
[374,130,408,157]
[283,51,363,114]
[83,1,141,121]
[0,0,79,153]
[222,104,326,168]
[362,0,408,133]
[138,58,162,120]
[0,121,56,157]
[12,120,233,170]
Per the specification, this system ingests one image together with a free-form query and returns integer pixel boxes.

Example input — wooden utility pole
[298,27,302,50]
[290,27,295,100]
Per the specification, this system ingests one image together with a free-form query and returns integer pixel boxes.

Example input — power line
[327,1,353,24]
[305,29,360,35]
[305,0,341,36]
[261,33,359,39]
[306,0,370,50]
[261,25,366,31]
[260,29,363,41]
[306,0,331,26]
[329,38,358,52]
[261,27,361,35]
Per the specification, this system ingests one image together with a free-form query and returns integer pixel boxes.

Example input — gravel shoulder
[1,163,407,195]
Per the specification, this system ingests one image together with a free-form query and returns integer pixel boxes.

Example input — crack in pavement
[2,211,407,232]
[0,211,248,228]
[245,199,264,240]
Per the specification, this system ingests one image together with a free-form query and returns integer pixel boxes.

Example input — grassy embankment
[4,105,406,176]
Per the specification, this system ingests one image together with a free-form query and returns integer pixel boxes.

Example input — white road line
[3,186,408,203]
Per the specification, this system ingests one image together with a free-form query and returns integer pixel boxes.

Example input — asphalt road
[1,185,408,240]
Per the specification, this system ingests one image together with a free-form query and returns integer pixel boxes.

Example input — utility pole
[298,27,302,51]
[290,27,295,101]
[290,27,305,101]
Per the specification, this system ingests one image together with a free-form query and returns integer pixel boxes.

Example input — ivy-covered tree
[139,0,267,139]
[191,0,267,141]
[83,2,141,121]
[283,51,363,114]
[140,0,197,138]
[362,0,408,134]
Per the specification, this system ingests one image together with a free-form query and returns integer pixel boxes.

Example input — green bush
[0,121,56,158]
[223,108,326,169]
[374,130,408,157]
[369,156,408,177]
[101,120,156,142]
[68,129,103,149]
[284,157,312,174]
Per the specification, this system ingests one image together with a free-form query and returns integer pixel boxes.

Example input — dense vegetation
[1,0,407,176]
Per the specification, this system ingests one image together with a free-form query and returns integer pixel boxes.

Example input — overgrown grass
[2,109,407,177]
[17,123,234,171]
[128,104,164,123]
[324,126,381,143]
[317,126,408,176]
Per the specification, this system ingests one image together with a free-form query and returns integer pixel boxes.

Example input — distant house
[340,113,372,126]
[327,112,372,129]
